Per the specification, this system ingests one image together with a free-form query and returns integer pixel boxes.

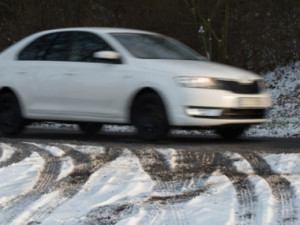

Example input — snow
[63,144,105,155]
[42,152,237,225]
[0,152,45,207]
[11,191,62,225]
[248,62,300,137]
[0,143,17,163]
[56,156,74,181]
[26,142,65,157]
[42,149,154,225]
[251,176,274,224]
[262,154,300,224]
[183,174,236,225]
[0,142,300,224]
[262,153,300,174]
[225,152,254,174]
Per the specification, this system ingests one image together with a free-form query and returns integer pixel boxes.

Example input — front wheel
[216,126,247,139]
[0,93,24,136]
[132,93,169,141]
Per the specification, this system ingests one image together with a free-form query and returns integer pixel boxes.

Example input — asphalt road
[1,127,299,153]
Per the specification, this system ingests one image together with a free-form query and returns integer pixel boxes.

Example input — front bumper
[169,88,272,127]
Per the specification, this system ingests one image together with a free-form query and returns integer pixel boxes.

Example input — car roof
[35,27,158,36]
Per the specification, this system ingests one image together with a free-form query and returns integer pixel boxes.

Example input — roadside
[248,62,300,137]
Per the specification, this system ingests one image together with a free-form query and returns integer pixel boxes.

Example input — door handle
[64,73,76,76]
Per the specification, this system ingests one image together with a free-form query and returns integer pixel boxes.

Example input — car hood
[138,59,261,81]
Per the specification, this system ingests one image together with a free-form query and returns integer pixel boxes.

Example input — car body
[0,27,272,140]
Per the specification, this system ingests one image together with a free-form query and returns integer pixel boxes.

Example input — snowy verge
[248,62,300,137]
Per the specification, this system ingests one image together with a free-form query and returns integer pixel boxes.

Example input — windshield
[110,33,205,60]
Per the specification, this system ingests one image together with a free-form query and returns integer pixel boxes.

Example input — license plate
[239,97,266,108]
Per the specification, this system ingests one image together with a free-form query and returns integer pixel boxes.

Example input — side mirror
[93,51,121,60]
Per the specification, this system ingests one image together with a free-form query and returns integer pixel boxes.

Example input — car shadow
[0,127,267,146]
[1,128,299,153]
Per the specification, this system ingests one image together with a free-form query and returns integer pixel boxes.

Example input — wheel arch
[0,87,16,95]
[0,87,25,116]
[129,87,170,124]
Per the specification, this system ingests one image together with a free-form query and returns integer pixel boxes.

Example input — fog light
[186,108,222,117]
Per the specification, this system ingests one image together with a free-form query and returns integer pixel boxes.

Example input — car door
[17,32,70,117]
[61,31,129,122]
[25,32,75,118]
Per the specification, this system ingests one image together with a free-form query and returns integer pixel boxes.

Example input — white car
[0,28,271,140]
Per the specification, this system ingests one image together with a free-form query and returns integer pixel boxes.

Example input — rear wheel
[0,93,24,136]
[132,93,169,141]
[79,122,102,135]
[216,126,247,139]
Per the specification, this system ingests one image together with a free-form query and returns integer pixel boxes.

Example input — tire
[132,93,169,141]
[0,93,24,136]
[79,122,102,135]
[216,126,247,139]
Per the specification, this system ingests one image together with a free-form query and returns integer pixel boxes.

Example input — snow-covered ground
[0,142,299,225]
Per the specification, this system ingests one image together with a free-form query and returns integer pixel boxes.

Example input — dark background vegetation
[0,0,299,72]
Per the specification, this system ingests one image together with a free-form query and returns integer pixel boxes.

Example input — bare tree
[183,0,230,61]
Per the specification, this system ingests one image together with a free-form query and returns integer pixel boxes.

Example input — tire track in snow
[50,144,122,196]
[242,153,297,224]
[174,150,215,185]
[81,148,178,225]
[76,148,157,225]
[135,148,257,225]
[0,143,61,225]
[215,153,257,225]
[133,148,211,225]
[29,144,62,191]
[0,143,31,169]
[83,203,136,225]
[173,150,257,225]
[133,148,186,225]
[10,143,91,225]
[15,144,123,225]
[0,144,61,224]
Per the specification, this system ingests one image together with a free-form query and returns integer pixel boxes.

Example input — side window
[18,33,58,60]
[69,32,113,62]
[19,31,117,63]
[44,32,72,61]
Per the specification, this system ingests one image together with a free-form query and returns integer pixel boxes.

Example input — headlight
[175,76,219,89]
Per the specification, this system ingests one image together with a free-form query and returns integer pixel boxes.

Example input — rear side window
[44,32,72,61]
[18,31,116,63]
[18,33,58,60]
[19,32,74,61]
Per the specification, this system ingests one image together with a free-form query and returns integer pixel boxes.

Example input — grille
[221,108,266,119]
[220,80,260,94]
